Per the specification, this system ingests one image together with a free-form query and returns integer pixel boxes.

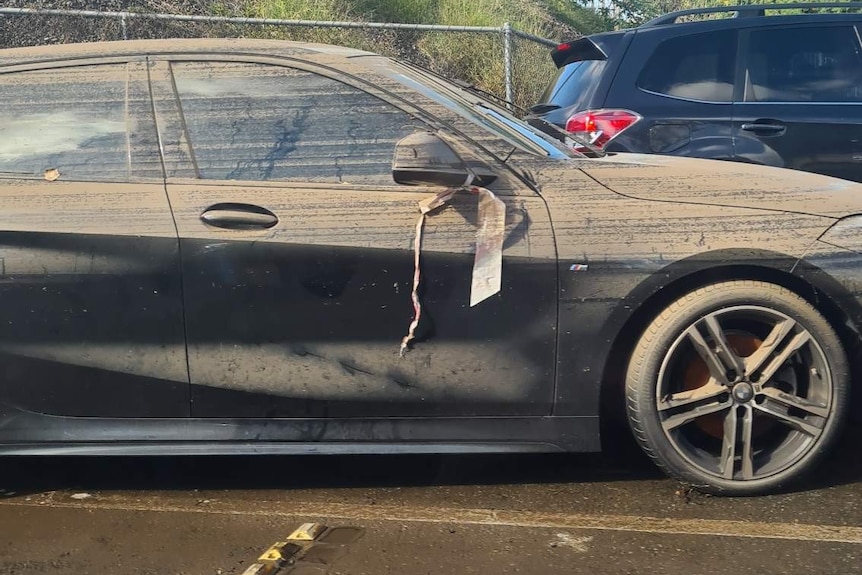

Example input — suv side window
[170,61,424,186]
[637,30,737,102]
[0,63,160,182]
[745,25,862,103]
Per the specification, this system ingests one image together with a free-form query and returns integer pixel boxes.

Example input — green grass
[248,0,351,21]
[350,0,438,23]
[236,0,605,106]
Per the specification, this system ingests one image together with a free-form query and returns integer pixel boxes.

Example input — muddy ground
[0,424,859,575]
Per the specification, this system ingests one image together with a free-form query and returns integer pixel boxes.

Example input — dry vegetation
[0,0,605,106]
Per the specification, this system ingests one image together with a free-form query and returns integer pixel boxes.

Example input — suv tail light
[565,109,641,150]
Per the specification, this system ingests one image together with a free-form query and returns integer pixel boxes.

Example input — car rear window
[638,30,737,102]
[536,59,608,109]
[745,25,862,102]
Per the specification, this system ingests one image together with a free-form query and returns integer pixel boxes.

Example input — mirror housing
[392,132,496,187]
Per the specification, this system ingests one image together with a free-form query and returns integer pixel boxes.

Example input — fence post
[120,14,127,40]
[502,22,513,107]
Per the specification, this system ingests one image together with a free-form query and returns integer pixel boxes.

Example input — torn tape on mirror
[399,186,506,357]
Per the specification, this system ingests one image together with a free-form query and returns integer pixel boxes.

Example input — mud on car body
[0,38,861,495]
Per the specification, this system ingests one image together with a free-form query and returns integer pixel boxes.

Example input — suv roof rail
[642,2,862,27]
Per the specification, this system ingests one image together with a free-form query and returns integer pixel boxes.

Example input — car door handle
[740,122,786,136]
[200,203,279,229]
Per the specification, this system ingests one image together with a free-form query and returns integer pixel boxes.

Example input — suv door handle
[200,203,279,229]
[740,122,786,136]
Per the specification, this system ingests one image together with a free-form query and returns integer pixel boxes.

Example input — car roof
[0,38,377,68]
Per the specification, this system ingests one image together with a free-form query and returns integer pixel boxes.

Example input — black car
[1,38,862,496]
[531,3,862,182]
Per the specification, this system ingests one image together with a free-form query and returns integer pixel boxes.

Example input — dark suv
[530,3,862,182]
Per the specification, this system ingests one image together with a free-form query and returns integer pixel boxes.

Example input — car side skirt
[0,410,600,455]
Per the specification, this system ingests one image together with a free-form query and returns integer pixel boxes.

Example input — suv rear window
[537,59,607,109]
[745,25,862,102]
[638,30,737,102]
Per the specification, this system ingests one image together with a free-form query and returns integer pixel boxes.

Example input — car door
[0,59,187,417]
[148,57,557,419]
[733,23,862,182]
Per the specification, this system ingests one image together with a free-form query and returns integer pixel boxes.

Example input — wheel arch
[597,257,862,429]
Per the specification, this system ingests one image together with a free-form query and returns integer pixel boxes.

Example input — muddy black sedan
[0,39,860,495]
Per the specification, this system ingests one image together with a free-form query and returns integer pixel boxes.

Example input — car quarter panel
[604,27,737,158]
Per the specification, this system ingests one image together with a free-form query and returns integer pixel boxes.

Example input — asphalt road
[0,425,860,575]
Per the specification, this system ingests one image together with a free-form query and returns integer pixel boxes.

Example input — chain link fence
[0,4,573,109]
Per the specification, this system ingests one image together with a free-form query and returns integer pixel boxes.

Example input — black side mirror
[392,132,495,187]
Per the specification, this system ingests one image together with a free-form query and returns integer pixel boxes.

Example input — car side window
[0,63,161,182]
[745,26,862,103]
[170,61,424,185]
[637,30,737,102]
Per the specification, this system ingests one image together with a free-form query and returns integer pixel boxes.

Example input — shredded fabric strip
[399,186,506,356]
[399,212,427,357]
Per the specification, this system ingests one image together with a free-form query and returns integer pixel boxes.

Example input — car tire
[626,280,849,495]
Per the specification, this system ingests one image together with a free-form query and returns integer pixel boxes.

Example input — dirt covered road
[0,425,859,575]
